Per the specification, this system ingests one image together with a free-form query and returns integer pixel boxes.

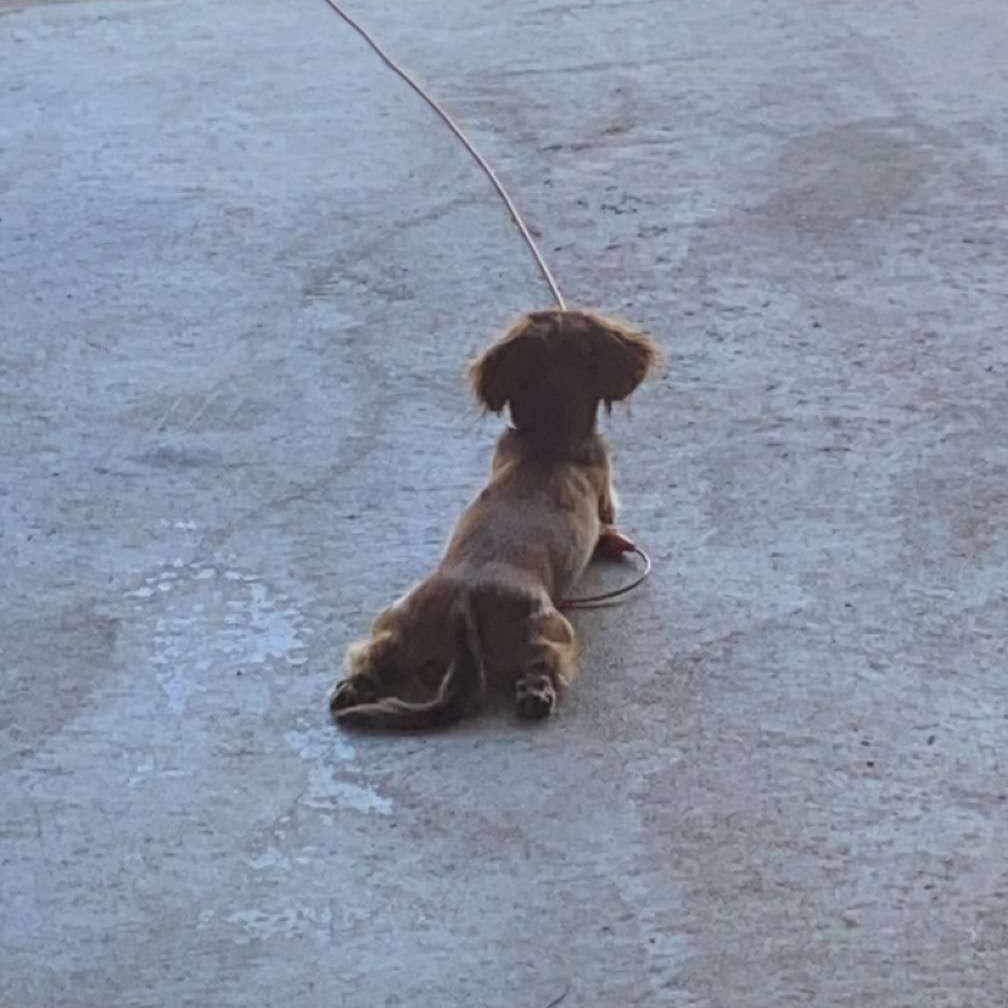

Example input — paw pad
[515,675,556,720]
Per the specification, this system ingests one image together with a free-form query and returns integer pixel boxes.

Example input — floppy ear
[469,314,538,413]
[581,313,661,406]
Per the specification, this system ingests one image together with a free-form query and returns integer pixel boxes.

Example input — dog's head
[470,309,659,449]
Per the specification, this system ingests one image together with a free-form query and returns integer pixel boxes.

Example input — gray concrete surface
[2,0,1007,1005]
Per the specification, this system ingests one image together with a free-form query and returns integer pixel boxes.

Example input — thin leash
[317,0,651,608]
[559,545,651,610]
[318,0,566,310]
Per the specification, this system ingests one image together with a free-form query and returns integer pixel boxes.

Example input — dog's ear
[578,312,661,406]
[469,313,539,413]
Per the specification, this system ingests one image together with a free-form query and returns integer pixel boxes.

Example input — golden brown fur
[329,309,659,729]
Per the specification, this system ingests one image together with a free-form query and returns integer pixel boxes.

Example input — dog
[328,308,659,729]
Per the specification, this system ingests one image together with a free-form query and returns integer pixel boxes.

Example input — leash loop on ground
[560,546,652,609]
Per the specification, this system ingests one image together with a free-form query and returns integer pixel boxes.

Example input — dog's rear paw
[328,676,377,714]
[515,674,556,720]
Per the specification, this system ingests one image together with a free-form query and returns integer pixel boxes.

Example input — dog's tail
[333,591,485,731]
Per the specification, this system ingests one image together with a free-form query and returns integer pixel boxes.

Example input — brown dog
[328,309,659,728]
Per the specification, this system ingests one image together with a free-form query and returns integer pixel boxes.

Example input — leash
[318,0,652,608]
[560,543,652,610]
[318,0,566,309]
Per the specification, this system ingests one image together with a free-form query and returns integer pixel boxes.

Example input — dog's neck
[506,395,599,456]
[505,423,601,462]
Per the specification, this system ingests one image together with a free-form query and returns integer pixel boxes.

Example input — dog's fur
[329,309,659,729]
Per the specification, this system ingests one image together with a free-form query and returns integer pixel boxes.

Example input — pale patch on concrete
[222,904,334,946]
[123,563,308,713]
[243,846,293,872]
[284,724,356,764]
[283,724,391,814]
[303,766,392,815]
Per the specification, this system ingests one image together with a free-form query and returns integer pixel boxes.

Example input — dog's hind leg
[598,448,617,526]
[328,631,394,714]
[514,608,577,720]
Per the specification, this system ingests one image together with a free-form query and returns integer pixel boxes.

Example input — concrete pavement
[2,1,1006,1005]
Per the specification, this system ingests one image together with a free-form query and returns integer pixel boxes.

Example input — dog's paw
[595,525,635,560]
[328,676,377,714]
[515,674,556,720]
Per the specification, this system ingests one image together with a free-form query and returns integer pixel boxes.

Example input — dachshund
[328,308,659,728]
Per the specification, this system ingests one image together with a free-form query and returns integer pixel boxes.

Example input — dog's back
[441,427,605,601]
